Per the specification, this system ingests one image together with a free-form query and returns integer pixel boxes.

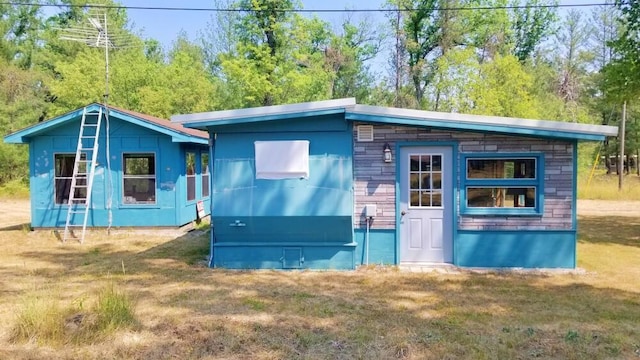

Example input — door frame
[395,142,458,265]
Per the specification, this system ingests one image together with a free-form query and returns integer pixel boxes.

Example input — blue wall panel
[455,230,576,268]
[209,115,354,269]
[354,229,396,265]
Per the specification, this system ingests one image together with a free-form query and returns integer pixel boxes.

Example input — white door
[399,146,453,263]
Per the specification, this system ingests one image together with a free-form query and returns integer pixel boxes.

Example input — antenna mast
[59,9,134,233]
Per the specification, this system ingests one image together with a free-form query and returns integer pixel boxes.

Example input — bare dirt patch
[577,200,640,217]
[0,199,30,229]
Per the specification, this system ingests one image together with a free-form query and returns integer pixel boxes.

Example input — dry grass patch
[0,205,639,359]
[578,171,640,200]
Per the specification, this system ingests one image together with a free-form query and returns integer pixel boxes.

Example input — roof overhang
[171,98,356,129]
[347,105,619,141]
[4,103,208,145]
[169,98,618,142]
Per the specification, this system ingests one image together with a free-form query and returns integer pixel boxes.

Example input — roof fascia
[172,98,356,126]
[3,104,102,144]
[181,108,348,130]
[347,105,617,141]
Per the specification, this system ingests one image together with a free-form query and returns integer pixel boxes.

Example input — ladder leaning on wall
[63,106,103,243]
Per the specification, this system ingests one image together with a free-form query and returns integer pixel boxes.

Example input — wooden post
[619,101,626,190]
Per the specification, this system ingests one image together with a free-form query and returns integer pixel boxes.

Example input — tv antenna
[58,9,136,235]
[58,9,135,103]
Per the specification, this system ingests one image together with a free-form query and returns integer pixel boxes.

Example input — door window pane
[408,154,443,208]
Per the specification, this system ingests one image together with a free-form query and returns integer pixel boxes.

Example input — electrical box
[365,204,377,218]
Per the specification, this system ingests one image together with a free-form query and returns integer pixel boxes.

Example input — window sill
[461,208,542,217]
[119,203,160,209]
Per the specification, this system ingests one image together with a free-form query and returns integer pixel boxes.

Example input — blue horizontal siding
[212,243,356,270]
[455,230,576,268]
[213,216,353,243]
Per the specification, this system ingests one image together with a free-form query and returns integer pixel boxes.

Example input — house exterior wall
[28,117,209,228]
[353,124,576,268]
[209,114,355,269]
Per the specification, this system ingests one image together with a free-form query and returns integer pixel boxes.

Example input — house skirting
[354,228,576,269]
[455,230,576,268]
[211,242,357,269]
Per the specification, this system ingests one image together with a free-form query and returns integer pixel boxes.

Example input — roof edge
[350,104,619,137]
[171,98,356,124]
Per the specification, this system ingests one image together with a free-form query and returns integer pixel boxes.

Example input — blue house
[171,98,618,269]
[4,103,211,228]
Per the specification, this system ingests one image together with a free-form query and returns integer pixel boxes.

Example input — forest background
[1,0,639,187]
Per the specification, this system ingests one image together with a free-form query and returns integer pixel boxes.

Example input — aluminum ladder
[63,106,103,243]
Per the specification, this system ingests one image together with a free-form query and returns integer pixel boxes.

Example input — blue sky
[120,0,386,48]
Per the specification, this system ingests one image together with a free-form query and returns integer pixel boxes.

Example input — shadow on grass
[578,216,640,247]
[0,223,30,231]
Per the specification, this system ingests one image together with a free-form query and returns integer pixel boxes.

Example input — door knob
[401,211,407,216]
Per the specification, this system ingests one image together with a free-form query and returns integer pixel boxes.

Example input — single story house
[4,103,211,229]
[171,98,618,269]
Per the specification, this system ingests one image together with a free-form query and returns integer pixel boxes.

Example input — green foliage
[470,54,539,118]
[509,0,558,62]
[606,0,640,99]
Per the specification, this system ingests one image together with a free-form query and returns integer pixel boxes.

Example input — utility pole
[619,101,626,190]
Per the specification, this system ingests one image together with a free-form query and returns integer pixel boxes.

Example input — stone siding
[353,124,574,231]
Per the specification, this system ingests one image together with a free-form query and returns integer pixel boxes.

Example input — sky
[119,0,387,49]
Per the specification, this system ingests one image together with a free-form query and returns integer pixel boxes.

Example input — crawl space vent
[357,125,374,142]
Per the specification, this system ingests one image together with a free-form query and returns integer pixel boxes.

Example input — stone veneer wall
[353,124,574,231]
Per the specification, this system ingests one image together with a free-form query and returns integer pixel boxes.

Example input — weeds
[11,282,135,346]
[95,282,136,332]
[11,293,67,344]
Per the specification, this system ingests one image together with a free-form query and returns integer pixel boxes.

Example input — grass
[10,281,136,346]
[577,170,640,200]
[0,207,638,359]
[0,179,29,199]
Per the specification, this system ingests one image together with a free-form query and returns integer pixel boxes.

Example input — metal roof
[171,98,618,142]
[347,104,619,141]
[4,103,209,144]
[171,98,356,126]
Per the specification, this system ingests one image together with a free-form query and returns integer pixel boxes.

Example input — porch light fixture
[383,143,392,163]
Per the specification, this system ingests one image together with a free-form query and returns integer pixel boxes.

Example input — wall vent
[357,125,374,142]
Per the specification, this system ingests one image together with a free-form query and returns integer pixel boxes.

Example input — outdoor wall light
[383,143,392,163]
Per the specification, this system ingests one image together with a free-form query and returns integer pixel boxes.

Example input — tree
[509,0,557,62]
[324,15,383,102]
[606,0,640,99]
[470,54,539,118]
[219,0,333,107]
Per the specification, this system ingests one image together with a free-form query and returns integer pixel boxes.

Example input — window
[201,152,210,198]
[54,153,86,204]
[123,153,156,204]
[461,154,543,215]
[186,152,196,201]
[409,154,443,207]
